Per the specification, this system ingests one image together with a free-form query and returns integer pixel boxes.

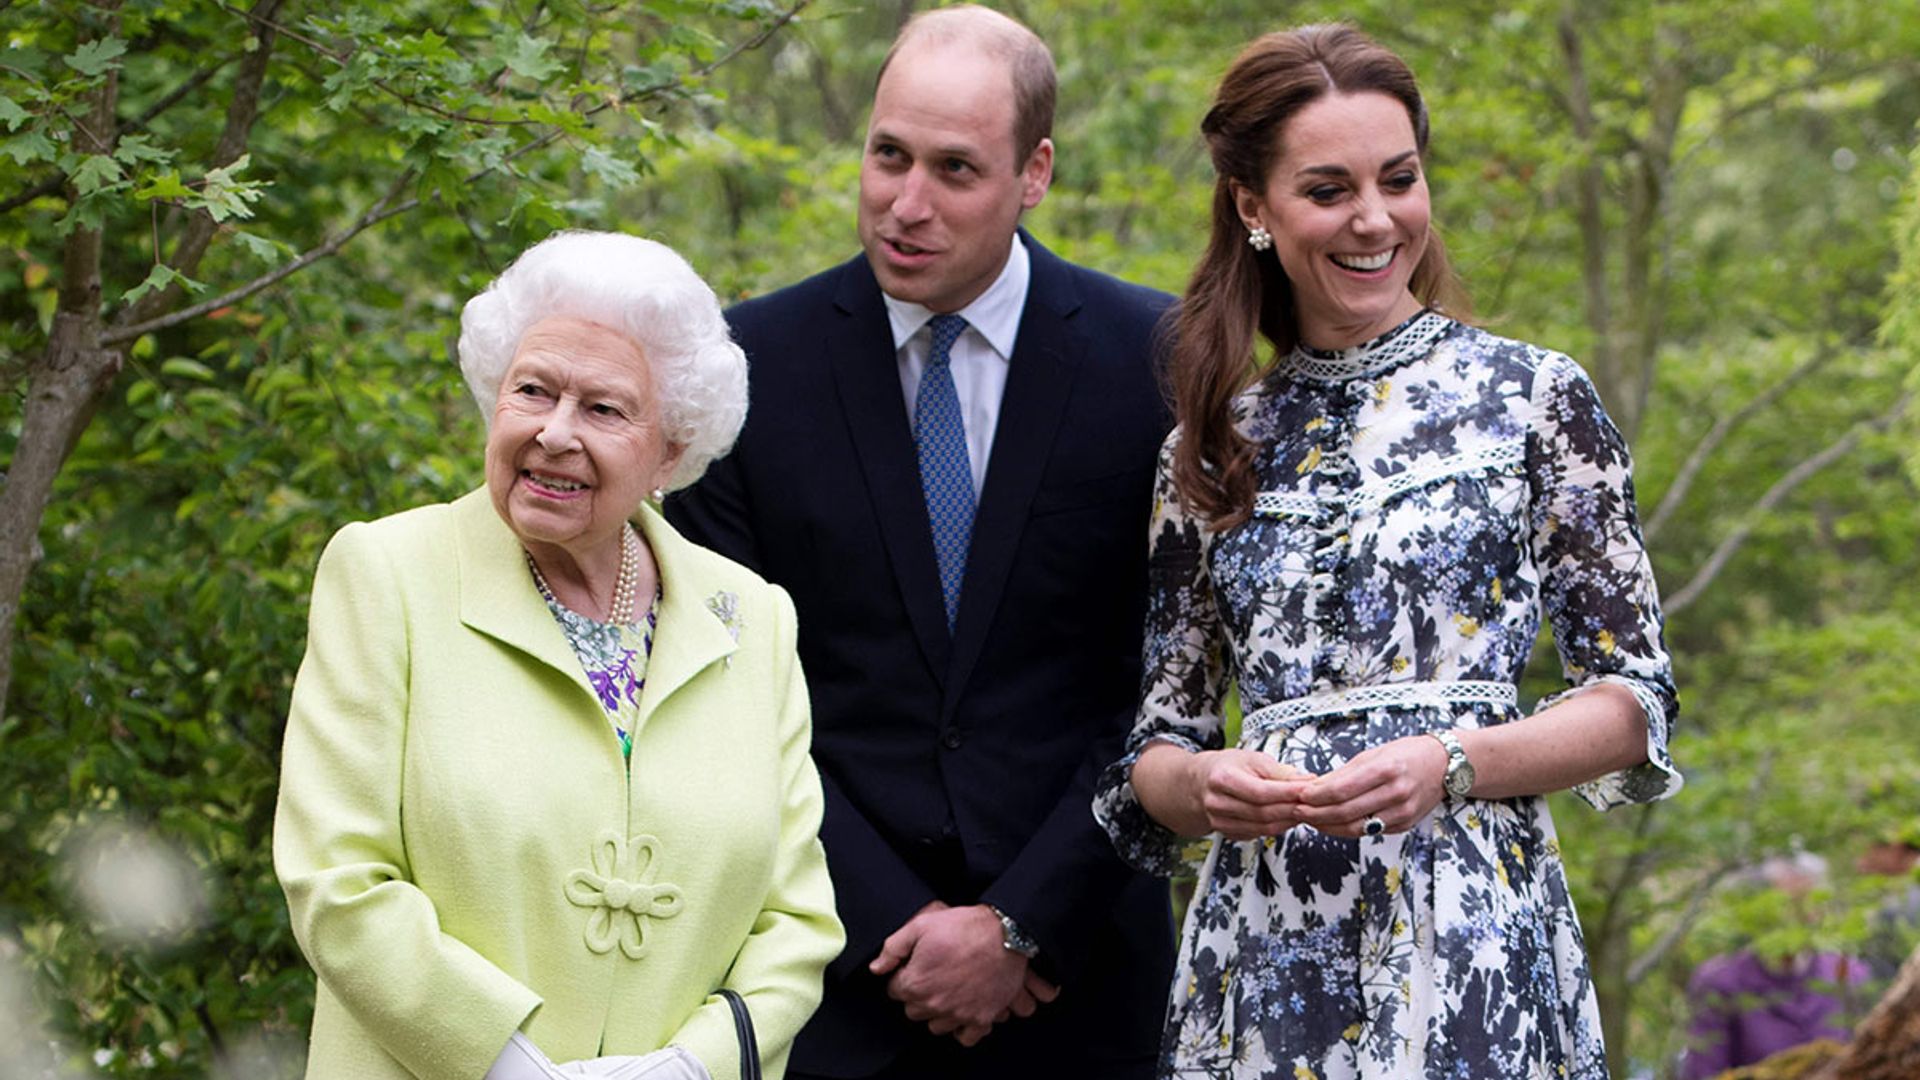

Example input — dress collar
[1286,309,1454,382]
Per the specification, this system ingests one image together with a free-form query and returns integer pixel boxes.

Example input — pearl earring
[1247,225,1273,252]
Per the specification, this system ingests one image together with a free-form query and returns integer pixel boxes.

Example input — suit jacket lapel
[945,237,1085,709]
[829,258,953,680]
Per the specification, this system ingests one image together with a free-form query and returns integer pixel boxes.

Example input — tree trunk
[1594,916,1633,1080]
[0,2,123,717]
[0,319,121,718]
[1806,944,1920,1080]
[1557,4,1621,424]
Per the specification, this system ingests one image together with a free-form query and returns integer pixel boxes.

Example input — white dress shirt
[884,235,1031,496]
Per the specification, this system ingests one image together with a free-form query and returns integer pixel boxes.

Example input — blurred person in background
[1679,853,1869,1078]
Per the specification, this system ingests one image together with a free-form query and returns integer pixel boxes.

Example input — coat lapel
[944,238,1085,712]
[451,489,599,705]
[828,258,953,680]
[633,502,740,727]
[455,492,739,739]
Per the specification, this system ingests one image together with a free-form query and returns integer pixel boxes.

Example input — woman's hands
[1285,735,1450,838]
[487,1033,714,1080]
[1132,742,1307,839]
[1132,735,1451,840]
[1191,748,1313,840]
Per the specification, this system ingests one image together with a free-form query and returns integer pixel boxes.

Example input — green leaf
[230,231,289,262]
[69,153,126,195]
[134,171,195,201]
[121,264,207,305]
[0,95,29,132]
[196,154,266,222]
[0,45,50,78]
[161,358,217,382]
[394,29,458,64]
[57,192,111,234]
[1,130,56,167]
[64,37,128,78]
[580,146,641,187]
[498,33,563,81]
[113,134,171,167]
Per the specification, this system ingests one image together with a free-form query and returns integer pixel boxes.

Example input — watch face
[1446,759,1476,797]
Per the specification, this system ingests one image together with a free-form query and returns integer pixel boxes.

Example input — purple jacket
[1679,950,1868,1078]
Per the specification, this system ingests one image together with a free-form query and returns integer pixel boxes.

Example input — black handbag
[716,989,760,1080]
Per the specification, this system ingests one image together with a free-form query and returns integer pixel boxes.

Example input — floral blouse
[540,589,659,761]
[1094,311,1680,1079]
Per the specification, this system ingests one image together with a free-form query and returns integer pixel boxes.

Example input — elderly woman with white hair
[274,231,843,1080]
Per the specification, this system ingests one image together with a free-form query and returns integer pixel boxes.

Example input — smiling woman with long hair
[1094,25,1681,1079]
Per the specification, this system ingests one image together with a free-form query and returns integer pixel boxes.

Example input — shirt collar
[883,234,1029,360]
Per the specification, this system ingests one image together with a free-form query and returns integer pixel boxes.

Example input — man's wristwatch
[1428,729,1476,798]
[988,905,1039,959]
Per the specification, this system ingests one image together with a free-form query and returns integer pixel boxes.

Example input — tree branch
[0,56,238,216]
[101,171,419,347]
[100,1,807,347]
[1595,800,1664,952]
[1645,338,1840,541]
[1674,58,1920,175]
[1623,755,1776,982]
[223,0,808,129]
[117,0,286,330]
[1663,389,1914,614]
[1556,3,1618,406]
[1626,859,1742,985]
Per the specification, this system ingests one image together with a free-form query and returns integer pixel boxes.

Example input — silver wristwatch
[988,905,1039,958]
[1428,730,1476,798]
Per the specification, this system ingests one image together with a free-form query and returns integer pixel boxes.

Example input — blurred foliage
[1,1,1917,1078]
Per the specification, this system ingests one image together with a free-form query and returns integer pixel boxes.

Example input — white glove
[557,1047,712,1080]
[485,1032,570,1080]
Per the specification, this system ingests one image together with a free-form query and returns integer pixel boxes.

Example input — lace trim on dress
[1242,679,1519,750]
[1252,439,1526,519]
[1286,309,1455,382]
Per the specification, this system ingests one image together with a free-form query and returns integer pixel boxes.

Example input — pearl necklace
[526,523,641,625]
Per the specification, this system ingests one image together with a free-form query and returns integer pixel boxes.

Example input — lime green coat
[273,490,842,1080]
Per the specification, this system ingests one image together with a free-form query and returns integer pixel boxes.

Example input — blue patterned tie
[914,314,974,631]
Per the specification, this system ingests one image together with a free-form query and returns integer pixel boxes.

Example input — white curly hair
[456,230,748,492]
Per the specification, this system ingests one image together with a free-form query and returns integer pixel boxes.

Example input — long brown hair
[1170,24,1469,530]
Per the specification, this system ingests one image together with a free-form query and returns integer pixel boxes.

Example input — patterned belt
[1245,679,1517,753]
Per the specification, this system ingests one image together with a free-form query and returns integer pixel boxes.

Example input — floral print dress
[1093,311,1681,1080]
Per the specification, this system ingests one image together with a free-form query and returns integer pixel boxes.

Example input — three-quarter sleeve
[273,523,539,1080]
[664,585,843,1080]
[1525,354,1682,809]
[1093,434,1231,876]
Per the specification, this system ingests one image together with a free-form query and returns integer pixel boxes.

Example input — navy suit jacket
[668,234,1175,1078]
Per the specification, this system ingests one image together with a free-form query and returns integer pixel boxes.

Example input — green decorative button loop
[564,831,685,959]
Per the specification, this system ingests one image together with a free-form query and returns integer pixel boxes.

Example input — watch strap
[1428,729,1474,797]
[988,905,1039,958]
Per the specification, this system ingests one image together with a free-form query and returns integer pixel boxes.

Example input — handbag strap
[716,988,760,1080]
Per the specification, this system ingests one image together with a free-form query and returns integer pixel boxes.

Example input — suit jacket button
[941,729,963,750]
